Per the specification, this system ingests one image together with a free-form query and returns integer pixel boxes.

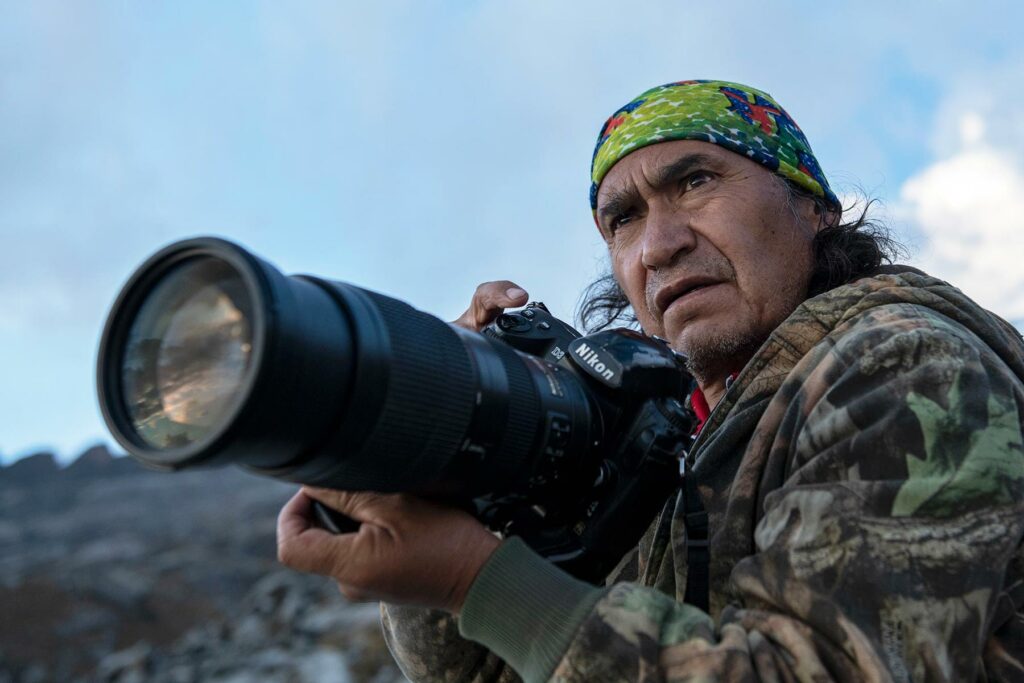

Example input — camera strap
[681,471,710,613]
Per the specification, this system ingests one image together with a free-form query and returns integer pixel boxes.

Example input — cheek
[765,225,814,284]
[733,229,814,320]
[610,244,658,329]
[609,242,639,293]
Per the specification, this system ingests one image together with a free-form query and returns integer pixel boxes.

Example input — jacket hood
[798,267,1024,385]
[698,266,1024,443]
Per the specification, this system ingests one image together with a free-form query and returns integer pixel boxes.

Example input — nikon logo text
[574,343,616,381]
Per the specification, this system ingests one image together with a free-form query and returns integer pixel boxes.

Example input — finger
[278,524,353,575]
[277,489,315,543]
[336,582,371,603]
[472,281,529,324]
[453,280,528,331]
[301,487,392,525]
[277,490,352,574]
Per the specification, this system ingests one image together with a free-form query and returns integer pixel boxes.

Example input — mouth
[654,277,723,316]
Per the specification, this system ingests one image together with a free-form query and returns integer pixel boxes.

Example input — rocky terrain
[0,446,406,682]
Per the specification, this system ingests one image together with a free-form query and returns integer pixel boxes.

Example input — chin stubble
[680,328,764,386]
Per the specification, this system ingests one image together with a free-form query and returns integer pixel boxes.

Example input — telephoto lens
[99,236,699,581]
[97,237,599,501]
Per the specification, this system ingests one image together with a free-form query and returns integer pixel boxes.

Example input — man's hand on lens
[277,488,500,613]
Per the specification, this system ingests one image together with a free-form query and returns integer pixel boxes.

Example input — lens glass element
[121,257,254,449]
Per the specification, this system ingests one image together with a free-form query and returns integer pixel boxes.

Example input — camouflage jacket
[382,271,1024,682]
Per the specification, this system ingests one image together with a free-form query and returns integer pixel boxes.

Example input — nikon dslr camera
[97,237,697,582]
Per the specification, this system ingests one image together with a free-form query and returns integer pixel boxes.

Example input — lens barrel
[98,238,597,499]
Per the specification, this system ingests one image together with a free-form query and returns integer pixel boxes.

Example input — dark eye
[683,170,714,192]
[609,212,635,233]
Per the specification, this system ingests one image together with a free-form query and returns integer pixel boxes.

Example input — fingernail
[506,287,527,300]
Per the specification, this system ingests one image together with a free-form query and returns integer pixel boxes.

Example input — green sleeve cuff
[458,537,607,683]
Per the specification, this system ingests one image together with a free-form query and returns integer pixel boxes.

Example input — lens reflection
[121,257,253,449]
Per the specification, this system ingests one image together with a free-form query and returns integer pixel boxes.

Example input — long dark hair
[575,182,904,332]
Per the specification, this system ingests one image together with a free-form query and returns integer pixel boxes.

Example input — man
[277,80,1024,681]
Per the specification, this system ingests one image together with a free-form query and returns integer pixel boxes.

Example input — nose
[641,201,696,271]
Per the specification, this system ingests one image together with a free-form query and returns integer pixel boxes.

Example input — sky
[2,1,1023,464]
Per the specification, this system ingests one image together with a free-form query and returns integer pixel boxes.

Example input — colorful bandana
[589,80,839,213]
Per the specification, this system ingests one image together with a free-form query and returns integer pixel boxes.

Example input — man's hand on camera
[276,488,500,613]
[452,280,528,331]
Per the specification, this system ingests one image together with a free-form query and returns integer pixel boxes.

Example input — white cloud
[899,111,1024,325]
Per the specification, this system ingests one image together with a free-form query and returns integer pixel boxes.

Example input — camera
[97,237,697,582]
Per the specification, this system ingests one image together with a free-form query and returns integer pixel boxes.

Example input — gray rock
[173,623,218,655]
[64,444,119,479]
[96,641,152,680]
[0,451,57,485]
[230,614,269,647]
[248,647,294,669]
[55,605,117,636]
[0,520,22,545]
[298,650,352,683]
[113,671,146,683]
[79,566,155,610]
[299,603,382,635]
[163,664,197,683]
[73,535,148,565]
[21,663,48,683]
[210,672,287,683]
[0,443,402,682]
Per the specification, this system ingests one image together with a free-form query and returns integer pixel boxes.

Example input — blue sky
[3,1,1023,464]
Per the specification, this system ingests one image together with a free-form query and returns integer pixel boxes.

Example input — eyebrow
[597,152,719,223]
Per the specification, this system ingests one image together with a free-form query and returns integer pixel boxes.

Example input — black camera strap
[681,471,710,613]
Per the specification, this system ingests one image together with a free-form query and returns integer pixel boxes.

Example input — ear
[796,193,836,235]
[776,177,833,235]
[817,199,842,232]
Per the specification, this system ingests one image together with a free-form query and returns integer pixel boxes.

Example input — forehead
[596,140,743,205]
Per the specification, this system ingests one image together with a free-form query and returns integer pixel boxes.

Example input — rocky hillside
[0,446,406,683]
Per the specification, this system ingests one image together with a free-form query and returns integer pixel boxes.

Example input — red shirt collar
[689,372,739,435]
[689,384,712,434]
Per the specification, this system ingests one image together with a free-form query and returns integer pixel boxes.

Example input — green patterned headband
[589,80,839,212]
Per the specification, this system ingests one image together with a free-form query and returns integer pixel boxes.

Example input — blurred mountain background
[0,446,405,683]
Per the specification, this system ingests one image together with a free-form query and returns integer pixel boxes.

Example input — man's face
[595,140,820,383]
